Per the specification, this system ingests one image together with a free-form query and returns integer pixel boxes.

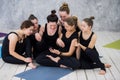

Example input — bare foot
[105,64,111,68]
[99,70,106,75]
[28,63,37,69]
[60,64,68,68]
[46,55,60,63]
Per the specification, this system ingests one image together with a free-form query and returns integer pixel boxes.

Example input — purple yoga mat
[0,32,7,37]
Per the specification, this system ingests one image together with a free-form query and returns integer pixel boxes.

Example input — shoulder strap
[89,32,94,40]
[80,31,82,38]
[9,32,19,38]
[38,24,41,32]
[44,23,47,33]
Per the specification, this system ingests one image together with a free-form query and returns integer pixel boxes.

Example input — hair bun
[30,14,35,17]
[47,10,58,23]
[72,16,78,21]
[28,14,37,20]
[62,3,68,7]
[89,16,95,20]
[51,10,56,15]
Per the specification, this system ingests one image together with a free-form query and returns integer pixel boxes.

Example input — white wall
[0,0,120,32]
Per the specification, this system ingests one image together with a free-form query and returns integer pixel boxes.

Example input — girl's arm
[35,25,45,41]
[58,26,62,37]
[56,34,65,48]
[88,34,97,48]
[8,34,31,62]
[58,20,63,26]
[39,25,45,37]
[79,33,97,51]
[76,31,81,60]
[50,39,77,56]
[76,45,80,60]
[56,26,65,47]
[61,39,77,56]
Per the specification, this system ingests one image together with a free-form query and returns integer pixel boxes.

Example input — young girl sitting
[76,16,111,75]
[2,20,36,68]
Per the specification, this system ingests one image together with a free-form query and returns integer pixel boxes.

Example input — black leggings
[32,39,48,59]
[2,37,32,64]
[36,50,60,67]
[2,55,26,64]
[79,48,105,71]
[58,56,80,69]
[36,50,80,69]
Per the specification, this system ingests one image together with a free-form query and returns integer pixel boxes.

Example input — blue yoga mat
[0,46,1,58]
[15,66,73,80]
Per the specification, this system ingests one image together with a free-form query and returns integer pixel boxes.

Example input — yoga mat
[15,66,73,80]
[0,32,7,37]
[103,39,120,50]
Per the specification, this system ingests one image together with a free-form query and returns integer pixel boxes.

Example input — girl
[41,10,61,49]
[72,16,80,33]
[28,14,42,59]
[76,16,111,75]
[58,2,81,33]
[42,17,80,69]
[35,10,62,65]
[28,14,41,41]
[2,20,36,68]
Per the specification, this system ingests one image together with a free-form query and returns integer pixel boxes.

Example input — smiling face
[48,22,57,30]
[31,19,39,31]
[64,22,74,31]
[81,21,91,32]
[59,11,69,22]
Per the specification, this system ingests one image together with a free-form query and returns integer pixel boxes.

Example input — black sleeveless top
[76,26,80,33]
[59,31,78,57]
[61,25,66,34]
[2,32,30,58]
[28,24,41,47]
[79,32,97,53]
[42,24,59,49]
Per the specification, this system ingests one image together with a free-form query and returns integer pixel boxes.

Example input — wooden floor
[0,31,120,80]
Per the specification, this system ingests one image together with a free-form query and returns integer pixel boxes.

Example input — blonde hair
[72,16,78,27]
[64,17,75,26]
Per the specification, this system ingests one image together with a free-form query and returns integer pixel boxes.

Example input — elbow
[9,50,15,56]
